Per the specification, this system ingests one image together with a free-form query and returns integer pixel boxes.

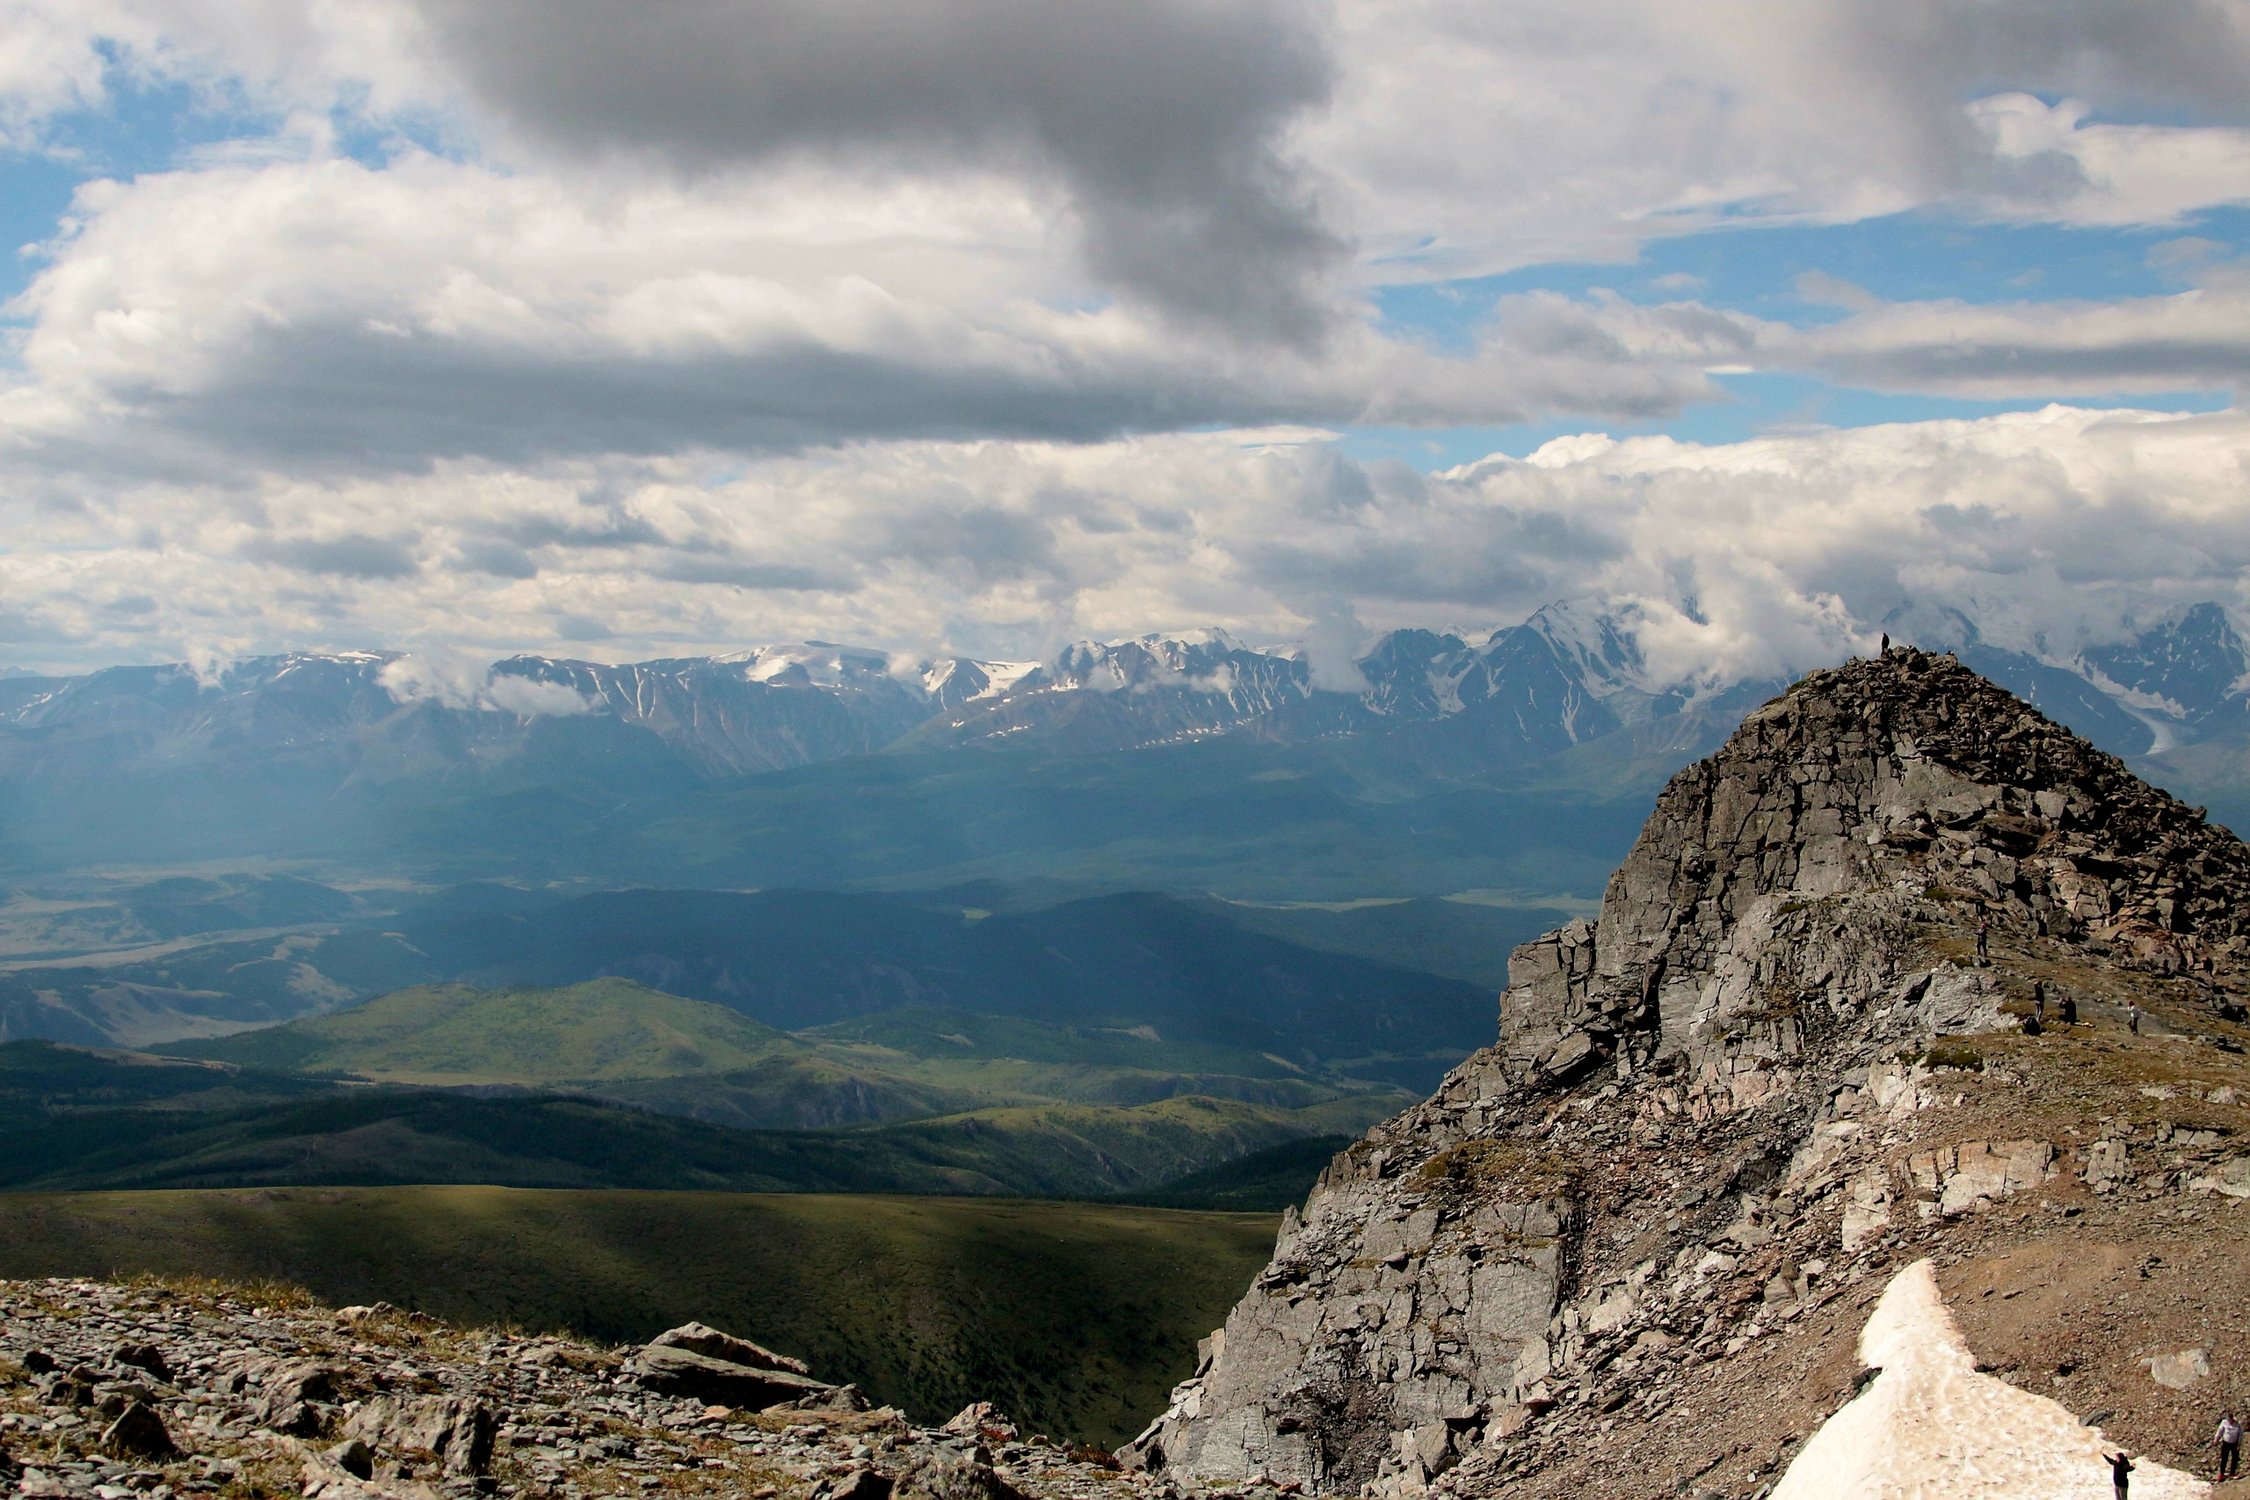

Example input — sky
[2,1,2249,681]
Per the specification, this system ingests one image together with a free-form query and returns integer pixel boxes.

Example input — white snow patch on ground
[1770,1259,2207,1500]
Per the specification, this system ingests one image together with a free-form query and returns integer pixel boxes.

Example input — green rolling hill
[0,1039,1402,1199]
[172,978,798,1085]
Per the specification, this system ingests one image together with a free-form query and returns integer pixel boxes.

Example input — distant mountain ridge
[8,597,2250,882]
[13,598,2247,781]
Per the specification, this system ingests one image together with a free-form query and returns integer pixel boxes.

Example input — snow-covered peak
[970,659,1038,698]
[1040,629,1267,693]
[1159,626,1245,653]
[720,641,903,687]
[2084,602,2248,720]
[1514,599,1654,698]
[921,656,1039,707]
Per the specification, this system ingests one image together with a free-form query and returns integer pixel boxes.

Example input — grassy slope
[168,981,1401,1130]
[1114,1133,1354,1211]
[0,1047,1404,1198]
[173,979,797,1085]
[0,1185,1276,1445]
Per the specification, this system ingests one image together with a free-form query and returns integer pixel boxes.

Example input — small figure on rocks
[2110,1450,2136,1500]
[2128,1003,2144,1036]
[2033,981,2047,1025]
[2060,992,2079,1026]
[2216,1412,2242,1480]
[1879,632,1890,654]
[1976,917,1990,962]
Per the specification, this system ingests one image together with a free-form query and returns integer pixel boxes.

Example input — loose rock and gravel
[0,1279,1162,1500]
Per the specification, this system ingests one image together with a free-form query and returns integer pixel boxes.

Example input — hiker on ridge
[2217,1413,2242,1480]
[2109,1450,2135,1500]
[1976,916,1990,962]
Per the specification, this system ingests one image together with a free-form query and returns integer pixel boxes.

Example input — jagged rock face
[1511,649,2250,1090]
[1125,650,2250,1496]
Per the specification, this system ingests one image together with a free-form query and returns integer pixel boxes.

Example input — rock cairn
[0,1280,1138,1500]
[1125,650,2250,1498]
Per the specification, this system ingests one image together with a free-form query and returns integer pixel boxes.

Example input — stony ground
[0,1277,1205,1500]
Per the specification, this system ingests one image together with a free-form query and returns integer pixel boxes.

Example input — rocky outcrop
[0,1282,1137,1500]
[1126,650,2250,1497]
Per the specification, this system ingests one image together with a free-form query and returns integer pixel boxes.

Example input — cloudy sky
[3,1,2249,678]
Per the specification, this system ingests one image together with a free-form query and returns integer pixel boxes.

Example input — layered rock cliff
[1127,649,2250,1498]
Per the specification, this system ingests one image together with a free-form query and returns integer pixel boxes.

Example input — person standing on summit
[2110,1450,2136,1500]
[2216,1413,2242,1480]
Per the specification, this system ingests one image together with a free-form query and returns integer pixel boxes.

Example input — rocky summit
[1125,649,2250,1498]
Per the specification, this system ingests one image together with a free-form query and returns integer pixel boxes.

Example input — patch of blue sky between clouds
[1336,373,2238,475]
[1352,208,2249,470]
[1372,208,2250,351]
[0,58,453,321]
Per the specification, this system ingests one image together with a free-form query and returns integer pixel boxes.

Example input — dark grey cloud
[0,608,69,645]
[1778,271,2250,398]
[652,556,847,592]
[1812,334,2250,394]
[454,539,539,578]
[409,0,1343,342]
[1799,1,2250,207]
[878,504,1058,583]
[242,532,421,578]
[1863,1,2250,127]
[1245,531,1553,608]
[38,318,1330,478]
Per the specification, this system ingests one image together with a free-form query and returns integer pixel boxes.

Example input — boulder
[893,1455,1026,1500]
[300,1454,443,1500]
[2141,1349,2212,1390]
[646,1321,813,1376]
[251,1357,344,1435]
[109,1342,172,1385]
[943,1401,1019,1440]
[343,1394,496,1476]
[323,1439,376,1480]
[629,1326,840,1408]
[813,1470,896,1500]
[98,1400,176,1460]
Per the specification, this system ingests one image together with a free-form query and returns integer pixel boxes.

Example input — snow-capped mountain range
[4,599,2248,787]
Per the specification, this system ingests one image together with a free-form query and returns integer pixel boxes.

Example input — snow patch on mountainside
[1771,1261,2205,1500]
